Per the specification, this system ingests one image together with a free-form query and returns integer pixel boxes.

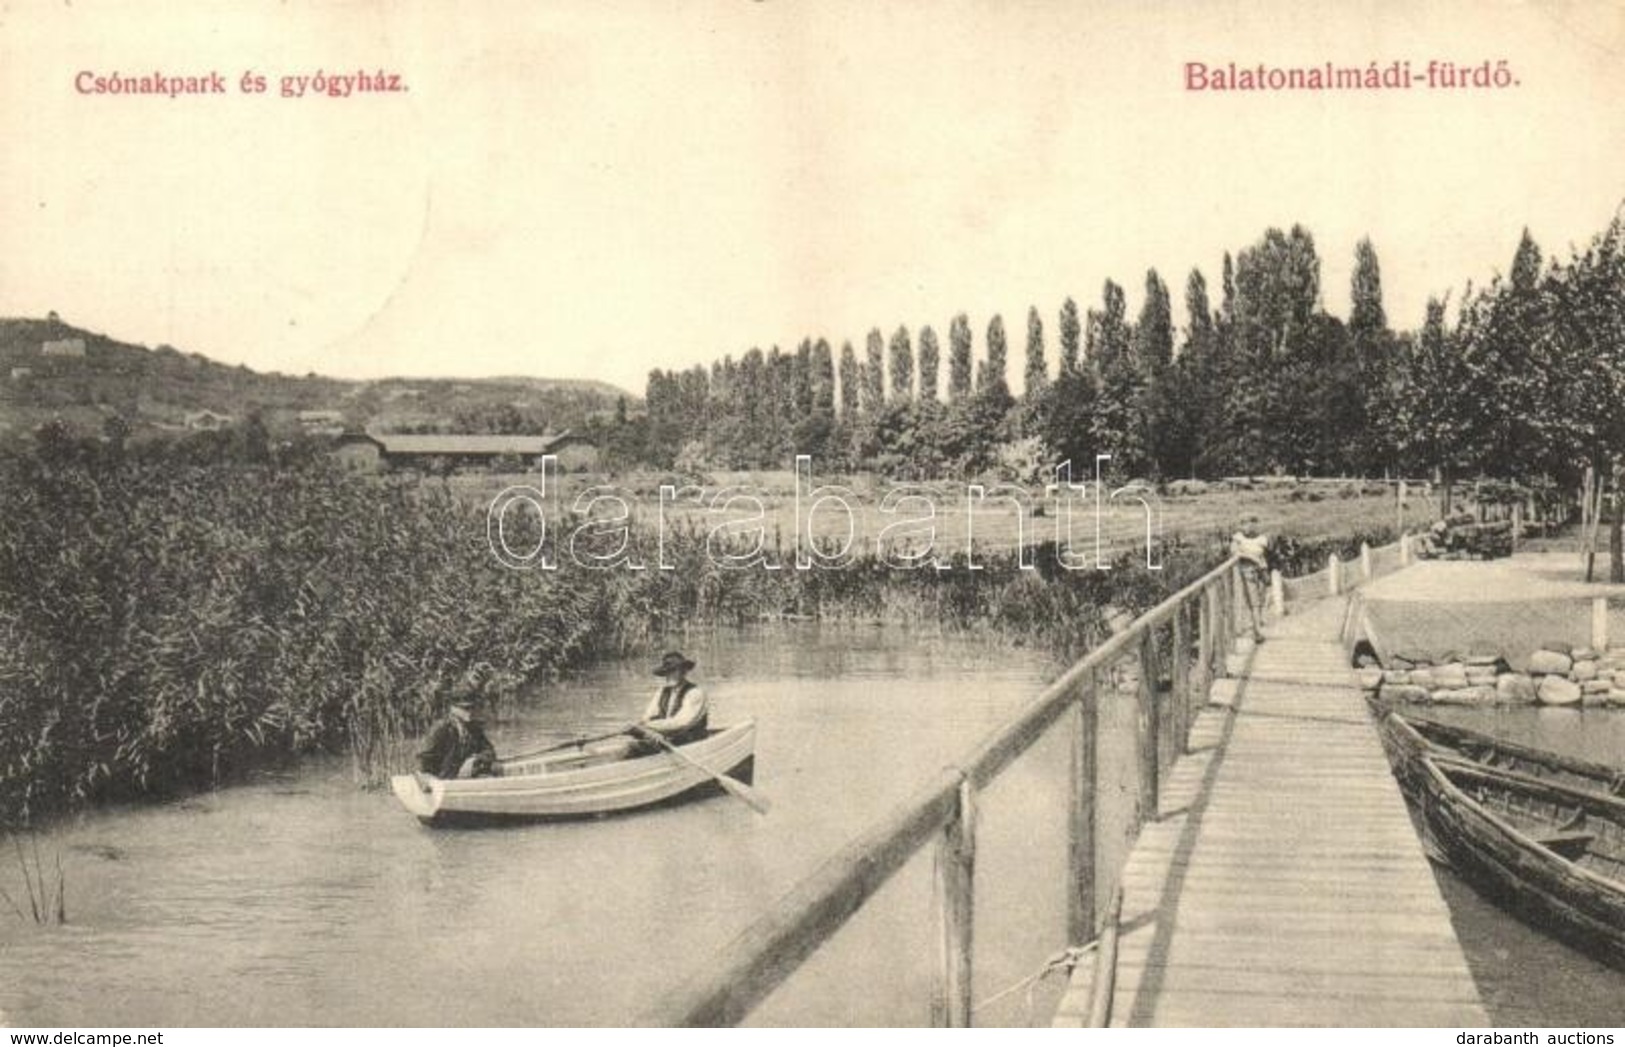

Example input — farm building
[297,409,347,435]
[41,338,86,358]
[333,431,599,472]
[547,432,599,471]
[184,409,234,430]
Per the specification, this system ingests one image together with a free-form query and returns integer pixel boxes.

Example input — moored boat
[1412,756,1625,969]
[1374,704,1625,801]
[390,720,756,826]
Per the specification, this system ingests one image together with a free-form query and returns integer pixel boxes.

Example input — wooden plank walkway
[1055,595,1488,1027]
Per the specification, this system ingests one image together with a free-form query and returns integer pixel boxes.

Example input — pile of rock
[1360,644,1625,707]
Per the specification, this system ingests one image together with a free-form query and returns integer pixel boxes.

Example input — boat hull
[1374,704,1623,800]
[390,721,756,827]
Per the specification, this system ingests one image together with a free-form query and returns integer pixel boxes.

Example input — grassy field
[452,470,1441,561]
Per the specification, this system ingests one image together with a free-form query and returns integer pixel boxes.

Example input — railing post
[1399,532,1412,565]
[1207,581,1225,678]
[1269,568,1284,616]
[1172,605,1191,753]
[1195,584,1215,698]
[1067,674,1098,944]
[1137,630,1160,823]
[1360,542,1373,582]
[1328,553,1342,595]
[1232,562,1261,638]
[932,779,976,1027]
[1593,596,1609,653]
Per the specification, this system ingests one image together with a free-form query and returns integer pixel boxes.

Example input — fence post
[932,779,976,1027]
[1269,568,1285,616]
[1172,606,1191,753]
[1360,542,1373,582]
[1512,503,1523,552]
[1328,553,1342,595]
[1067,676,1098,944]
[1137,631,1160,824]
[1593,597,1609,653]
[1399,533,1412,566]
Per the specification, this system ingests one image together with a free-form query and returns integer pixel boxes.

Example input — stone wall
[1359,643,1625,707]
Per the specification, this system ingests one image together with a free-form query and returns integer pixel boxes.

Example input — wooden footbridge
[643,540,1490,1027]
[1050,594,1485,1026]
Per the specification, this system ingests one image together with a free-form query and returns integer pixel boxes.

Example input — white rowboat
[389,720,756,826]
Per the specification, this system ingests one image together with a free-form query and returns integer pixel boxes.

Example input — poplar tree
[837,340,860,417]
[978,314,1013,409]
[812,338,836,415]
[1024,305,1048,395]
[888,325,914,401]
[948,313,973,400]
[917,325,941,403]
[1350,238,1395,474]
[862,328,886,414]
[1173,268,1221,477]
[1090,280,1145,474]
[1135,270,1176,475]
[1058,297,1081,374]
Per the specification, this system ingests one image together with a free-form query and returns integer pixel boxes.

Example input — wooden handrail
[641,544,1411,1027]
[961,555,1239,790]
[639,764,964,1027]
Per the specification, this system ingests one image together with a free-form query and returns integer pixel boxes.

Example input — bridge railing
[1274,536,1412,608]
[641,553,1254,1027]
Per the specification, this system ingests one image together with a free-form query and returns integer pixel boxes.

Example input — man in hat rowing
[625,650,710,755]
[416,681,497,780]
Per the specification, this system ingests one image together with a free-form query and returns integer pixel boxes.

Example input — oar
[637,728,771,816]
[502,726,635,762]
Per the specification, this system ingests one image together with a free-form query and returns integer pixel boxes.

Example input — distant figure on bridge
[626,651,711,755]
[1230,526,1272,572]
[417,682,497,779]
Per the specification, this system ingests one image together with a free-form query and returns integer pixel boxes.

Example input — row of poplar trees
[622,216,1625,493]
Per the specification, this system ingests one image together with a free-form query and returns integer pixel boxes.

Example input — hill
[0,315,633,439]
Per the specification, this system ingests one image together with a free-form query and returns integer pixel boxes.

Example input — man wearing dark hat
[626,651,709,754]
[417,682,498,779]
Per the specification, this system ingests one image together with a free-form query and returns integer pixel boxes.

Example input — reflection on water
[1409,705,1625,1025]
[0,623,1147,1027]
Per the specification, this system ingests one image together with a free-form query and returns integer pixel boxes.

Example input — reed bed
[1,832,66,924]
[0,437,1238,821]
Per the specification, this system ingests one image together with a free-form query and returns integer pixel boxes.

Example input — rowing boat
[1412,756,1625,969]
[1375,705,1624,800]
[390,720,756,826]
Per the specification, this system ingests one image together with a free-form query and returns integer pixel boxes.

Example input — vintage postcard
[2,0,1624,1033]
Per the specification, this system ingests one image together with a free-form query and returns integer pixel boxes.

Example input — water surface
[0,623,1144,1027]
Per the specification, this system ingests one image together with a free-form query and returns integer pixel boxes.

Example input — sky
[1,0,1623,395]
